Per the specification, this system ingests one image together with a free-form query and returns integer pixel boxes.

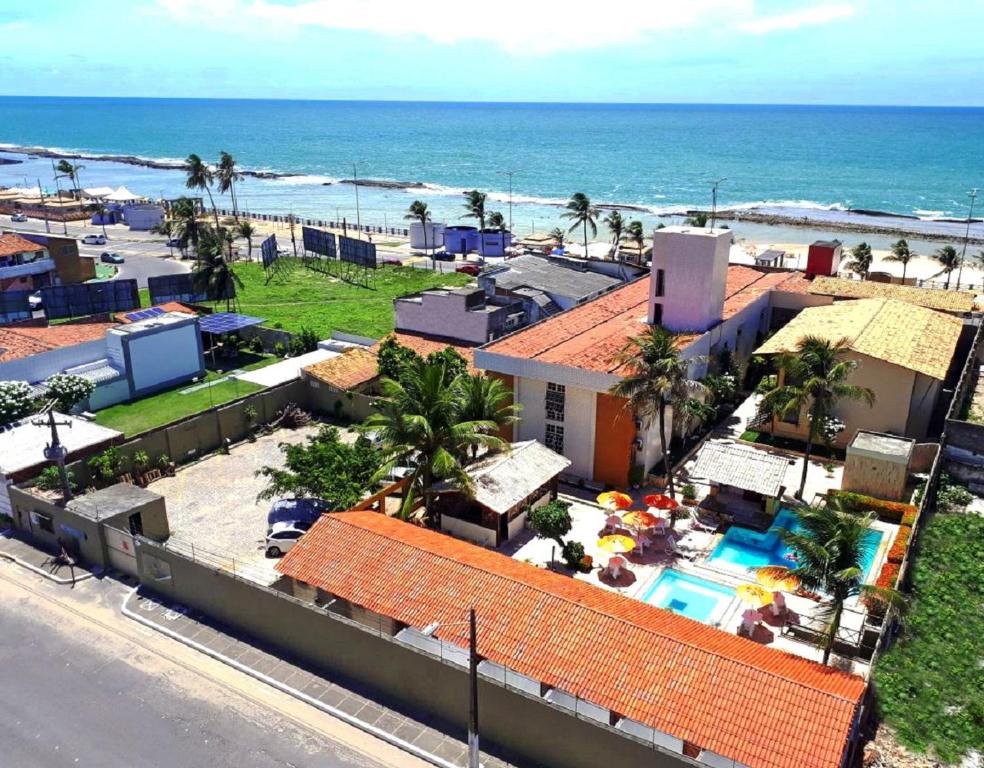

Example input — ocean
[2,97,983,241]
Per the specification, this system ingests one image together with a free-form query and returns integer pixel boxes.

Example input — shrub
[887,525,912,564]
[0,380,34,426]
[36,466,76,493]
[528,500,573,548]
[132,450,150,473]
[249,336,265,353]
[274,341,288,358]
[88,446,124,483]
[829,491,916,524]
[755,374,777,395]
[936,475,973,513]
[681,483,697,501]
[901,507,917,526]
[296,326,319,354]
[875,561,901,590]
[157,452,171,469]
[561,540,586,570]
[45,373,95,412]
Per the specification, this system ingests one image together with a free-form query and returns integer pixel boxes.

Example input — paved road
[0,570,385,768]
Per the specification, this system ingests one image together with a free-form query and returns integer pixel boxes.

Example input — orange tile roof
[0,233,46,259]
[116,302,195,322]
[303,347,380,390]
[374,332,477,373]
[0,321,115,362]
[484,266,800,376]
[278,512,865,768]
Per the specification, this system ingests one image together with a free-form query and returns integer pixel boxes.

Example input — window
[654,269,665,297]
[545,423,565,454]
[651,302,663,326]
[31,511,54,534]
[545,382,566,422]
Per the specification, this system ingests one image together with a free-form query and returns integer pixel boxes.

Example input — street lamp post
[352,163,362,237]
[956,188,979,290]
[708,177,727,230]
[500,169,518,233]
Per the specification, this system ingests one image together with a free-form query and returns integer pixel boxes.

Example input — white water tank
[409,221,445,251]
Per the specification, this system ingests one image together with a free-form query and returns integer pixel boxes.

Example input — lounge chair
[691,515,719,534]
[665,538,698,562]
[738,609,760,637]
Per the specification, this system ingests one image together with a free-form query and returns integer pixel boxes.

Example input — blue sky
[1,0,983,105]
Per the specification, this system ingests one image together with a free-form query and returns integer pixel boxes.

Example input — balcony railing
[0,258,55,279]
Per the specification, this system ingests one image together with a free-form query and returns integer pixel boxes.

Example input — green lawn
[93,356,276,436]
[225,260,471,339]
[874,513,984,763]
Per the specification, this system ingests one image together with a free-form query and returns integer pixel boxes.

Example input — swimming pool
[640,569,736,624]
[706,508,883,581]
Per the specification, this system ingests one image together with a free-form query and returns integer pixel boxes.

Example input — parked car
[28,291,43,310]
[265,521,308,557]
[433,251,455,262]
[82,234,107,245]
[381,258,403,267]
[456,263,482,276]
[267,498,333,527]
[100,252,125,264]
[10,213,27,223]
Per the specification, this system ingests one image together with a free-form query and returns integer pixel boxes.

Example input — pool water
[707,508,883,581]
[641,569,736,624]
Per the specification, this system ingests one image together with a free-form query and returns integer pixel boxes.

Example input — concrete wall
[650,228,731,332]
[134,540,699,768]
[395,292,494,345]
[441,515,497,547]
[0,338,106,383]
[7,486,105,563]
[513,378,596,480]
[303,379,375,423]
[842,453,909,502]
[124,323,204,395]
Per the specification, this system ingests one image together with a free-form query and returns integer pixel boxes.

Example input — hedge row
[830,490,917,525]
[887,525,913,564]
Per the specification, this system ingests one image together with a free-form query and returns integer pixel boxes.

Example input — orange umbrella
[597,534,636,554]
[754,566,801,592]
[622,509,661,528]
[644,493,679,511]
[597,491,633,510]
[736,583,774,608]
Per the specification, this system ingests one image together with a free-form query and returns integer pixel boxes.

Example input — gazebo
[689,442,789,526]
[104,186,144,203]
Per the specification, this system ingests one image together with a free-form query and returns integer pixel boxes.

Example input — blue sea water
[1,97,983,237]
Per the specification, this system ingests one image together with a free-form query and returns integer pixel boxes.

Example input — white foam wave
[913,209,947,218]
[275,174,341,185]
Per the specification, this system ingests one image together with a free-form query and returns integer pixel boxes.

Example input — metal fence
[210,208,410,238]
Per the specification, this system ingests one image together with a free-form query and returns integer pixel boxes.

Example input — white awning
[105,185,143,202]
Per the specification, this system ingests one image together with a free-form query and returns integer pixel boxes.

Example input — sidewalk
[124,588,517,768]
[0,529,97,585]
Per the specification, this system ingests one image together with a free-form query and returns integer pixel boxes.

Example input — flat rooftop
[66,483,163,522]
[850,430,915,459]
[109,311,197,335]
[0,413,121,476]
[482,254,623,300]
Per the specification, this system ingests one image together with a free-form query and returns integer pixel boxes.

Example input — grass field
[874,513,984,763]
[93,356,276,436]
[154,260,472,339]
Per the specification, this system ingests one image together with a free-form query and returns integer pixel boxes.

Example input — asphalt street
[0,574,384,768]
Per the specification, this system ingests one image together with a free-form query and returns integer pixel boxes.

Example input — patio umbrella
[754,566,801,592]
[736,583,774,608]
[622,509,661,528]
[644,494,679,511]
[597,534,636,554]
[597,491,633,510]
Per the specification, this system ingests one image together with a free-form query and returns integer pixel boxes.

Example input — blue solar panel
[199,312,265,334]
[126,307,166,321]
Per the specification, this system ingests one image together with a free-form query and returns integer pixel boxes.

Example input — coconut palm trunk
[658,397,674,499]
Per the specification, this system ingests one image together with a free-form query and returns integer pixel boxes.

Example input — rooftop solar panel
[198,312,265,335]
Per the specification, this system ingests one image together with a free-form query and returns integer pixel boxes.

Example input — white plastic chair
[739,609,760,637]
[770,591,787,618]
[604,514,622,534]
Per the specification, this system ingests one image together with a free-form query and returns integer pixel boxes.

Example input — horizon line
[2,94,984,110]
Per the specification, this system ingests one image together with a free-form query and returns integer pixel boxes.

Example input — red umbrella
[644,493,679,511]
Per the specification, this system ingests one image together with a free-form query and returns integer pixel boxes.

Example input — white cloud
[154,0,755,52]
[738,3,855,34]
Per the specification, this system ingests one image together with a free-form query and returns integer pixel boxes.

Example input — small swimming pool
[640,569,736,624]
[707,508,883,581]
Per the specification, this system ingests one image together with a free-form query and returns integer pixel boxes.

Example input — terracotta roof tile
[303,347,380,390]
[808,276,974,312]
[278,512,865,768]
[0,321,114,363]
[0,233,46,259]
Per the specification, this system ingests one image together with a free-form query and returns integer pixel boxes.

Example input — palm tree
[185,153,220,227]
[56,159,84,199]
[404,200,432,261]
[932,245,961,289]
[781,498,904,665]
[844,242,873,280]
[153,219,176,257]
[94,204,109,238]
[237,220,256,261]
[561,192,599,258]
[192,228,243,310]
[168,197,200,258]
[462,190,487,230]
[610,326,707,502]
[627,220,645,263]
[487,211,506,231]
[365,360,507,520]
[455,373,522,458]
[549,227,566,249]
[885,238,914,283]
[216,151,243,219]
[760,336,874,499]
[604,210,625,260]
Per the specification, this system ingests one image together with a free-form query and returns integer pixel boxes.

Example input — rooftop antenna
[707,177,727,230]
[956,187,979,290]
[32,401,73,501]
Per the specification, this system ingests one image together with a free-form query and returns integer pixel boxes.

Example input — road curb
[0,531,94,585]
[120,587,460,768]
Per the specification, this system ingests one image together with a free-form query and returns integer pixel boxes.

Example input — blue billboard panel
[260,234,279,269]
[302,226,336,258]
[41,280,140,320]
[338,236,377,269]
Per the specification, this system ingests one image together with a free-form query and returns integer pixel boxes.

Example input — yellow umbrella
[597,534,636,554]
[736,583,774,608]
[754,566,801,592]
[596,491,633,510]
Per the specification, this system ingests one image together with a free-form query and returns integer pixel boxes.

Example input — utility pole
[37,178,51,233]
[352,163,362,238]
[468,607,479,768]
[500,169,518,233]
[289,210,298,257]
[956,188,978,290]
[708,177,727,230]
[51,161,69,235]
[34,405,73,501]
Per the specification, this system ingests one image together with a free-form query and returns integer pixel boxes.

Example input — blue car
[267,498,333,528]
